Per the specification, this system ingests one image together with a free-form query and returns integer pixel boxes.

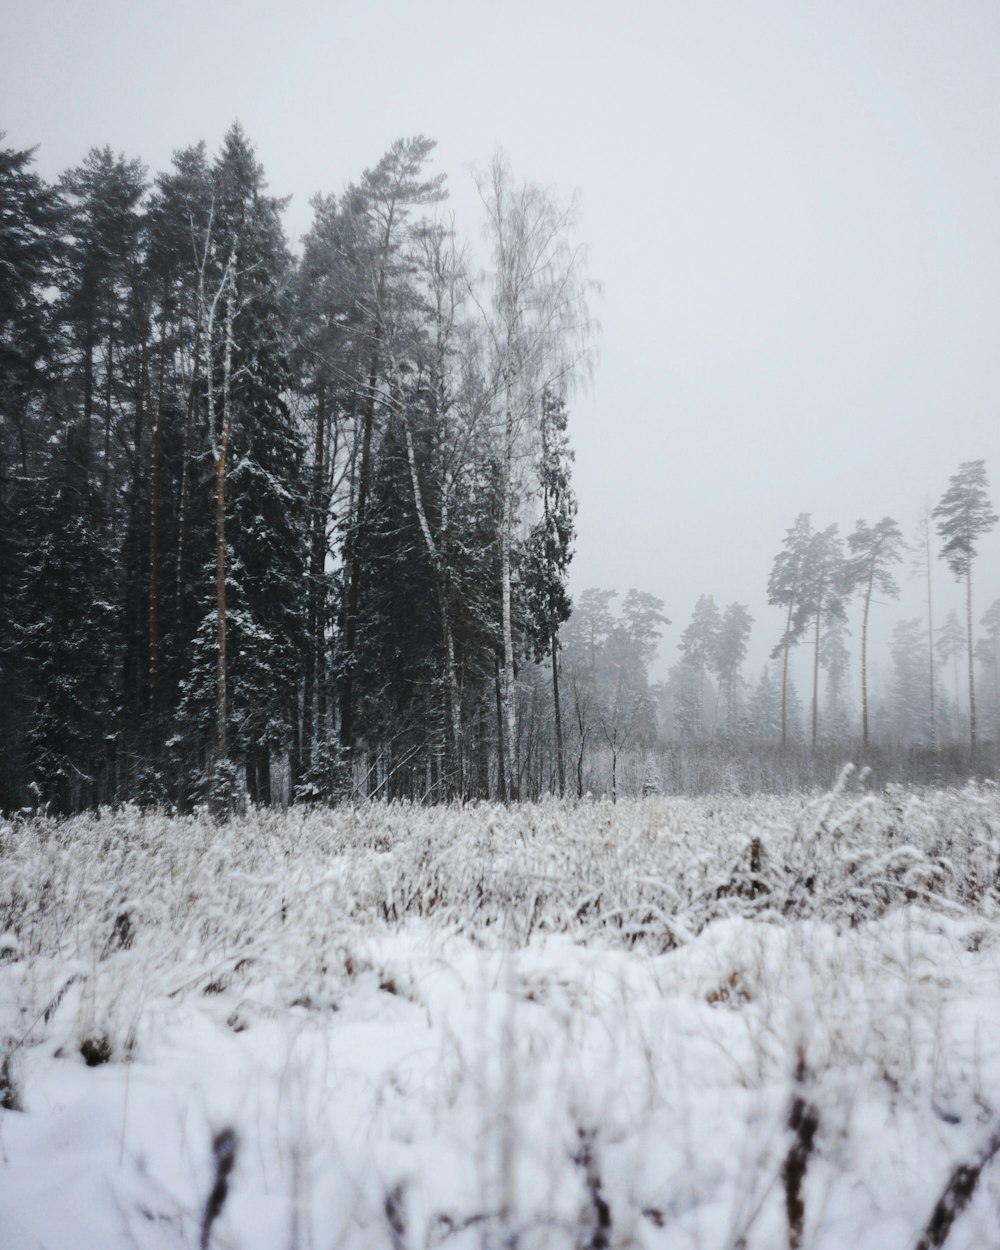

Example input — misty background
[4,0,998,694]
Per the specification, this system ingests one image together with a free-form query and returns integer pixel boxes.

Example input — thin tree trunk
[288,698,300,803]
[967,567,977,753]
[781,607,793,747]
[129,326,149,781]
[214,435,228,763]
[925,513,937,747]
[340,345,380,754]
[400,413,463,791]
[341,213,394,757]
[302,385,326,778]
[811,602,822,748]
[103,321,115,518]
[317,415,342,755]
[551,624,565,797]
[214,265,236,768]
[174,316,201,613]
[83,332,95,435]
[494,656,506,801]
[149,290,168,731]
[500,376,517,799]
[575,693,588,799]
[861,564,874,752]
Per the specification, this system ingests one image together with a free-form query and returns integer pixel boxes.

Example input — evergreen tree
[17,431,118,811]
[564,588,618,685]
[767,513,813,746]
[976,599,1000,743]
[0,125,610,810]
[394,218,494,796]
[57,146,147,495]
[936,609,967,726]
[677,594,720,734]
[748,665,781,739]
[143,142,215,777]
[933,460,998,751]
[521,389,576,794]
[748,661,803,741]
[910,504,940,747]
[350,412,443,797]
[337,137,446,764]
[289,187,371,798]
[819,616,852,740]
[589,590,666,795]
[713,603,754,734]
[799,524,846,747]
[888,619,936,744]
[0,138,60,472]
[845,517,904,751]
[613,589,668,742]
[175,125,304,807]
[664,657,707,739]
[0,138,61,807]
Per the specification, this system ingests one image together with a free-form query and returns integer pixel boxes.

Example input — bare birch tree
[474,153,594,799]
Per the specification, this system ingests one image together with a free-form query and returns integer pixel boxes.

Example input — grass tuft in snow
[2,782,1000,1249]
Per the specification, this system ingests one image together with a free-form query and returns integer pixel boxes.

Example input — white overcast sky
[4,0,999,688]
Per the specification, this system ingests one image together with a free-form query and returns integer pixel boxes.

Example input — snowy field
[3,778,1000,1249]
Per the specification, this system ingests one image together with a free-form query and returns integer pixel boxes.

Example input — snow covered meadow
[3,777,1000,1249]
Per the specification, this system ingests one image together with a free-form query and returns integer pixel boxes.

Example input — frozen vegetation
[3,777,1000,1248]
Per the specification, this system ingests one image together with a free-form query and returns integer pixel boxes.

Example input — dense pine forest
[1,126,997,815]
[0,125,594,812]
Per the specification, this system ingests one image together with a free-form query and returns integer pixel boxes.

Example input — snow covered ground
[3,778,1000,1249]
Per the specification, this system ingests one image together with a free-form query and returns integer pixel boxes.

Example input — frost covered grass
[2,779,1000,1248]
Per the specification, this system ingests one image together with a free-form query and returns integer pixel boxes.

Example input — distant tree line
[568,462,995,796]
[0,126,594,813]
[560,462,997,797]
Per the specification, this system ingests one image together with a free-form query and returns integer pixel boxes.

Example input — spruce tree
[819,616,852,740]
[143,142,214,781]
[18,432,118,811]
[0,139,60,807]
[57,146,146,496]
[0,139,60,467]
[888,619,936,745]
[521,389,576,794]
[677,595,720,735]
[175,125,304,808]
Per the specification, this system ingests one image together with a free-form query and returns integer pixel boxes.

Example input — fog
[5,0,998,690]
